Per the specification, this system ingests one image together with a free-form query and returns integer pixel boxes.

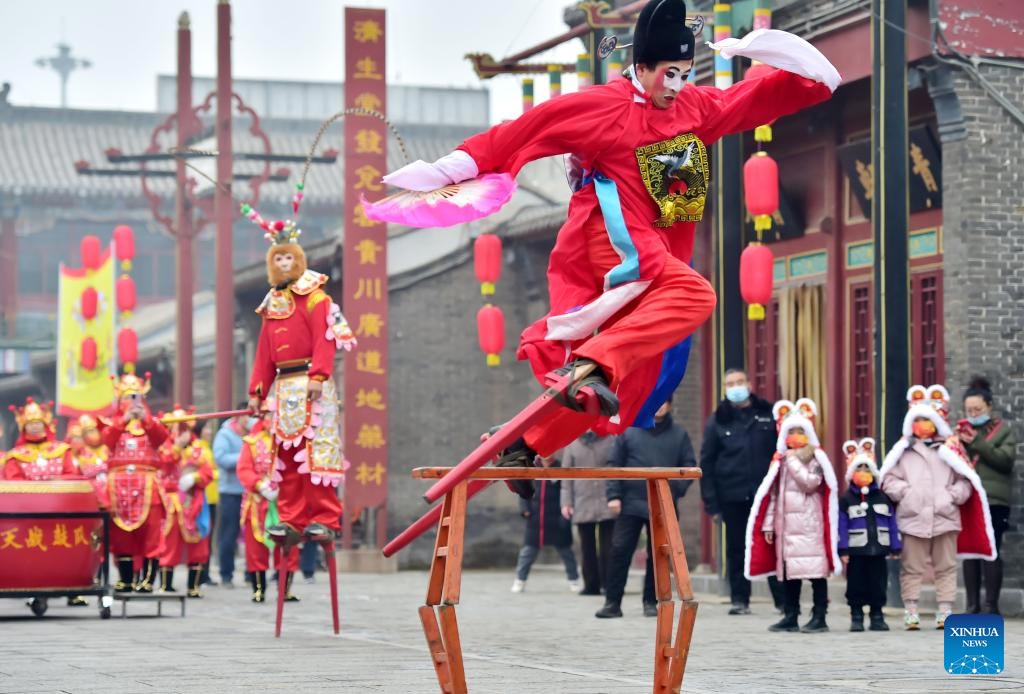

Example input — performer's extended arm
[248,321,276,399]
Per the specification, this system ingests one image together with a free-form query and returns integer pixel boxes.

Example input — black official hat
[632,0,695,66]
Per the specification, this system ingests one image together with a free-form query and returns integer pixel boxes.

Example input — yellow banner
[57,249,116,417]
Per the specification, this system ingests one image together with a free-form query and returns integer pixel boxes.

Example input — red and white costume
[878,385,997,560]
[744,398,840,580]
[3,399,76,480]
[66,415,109,507]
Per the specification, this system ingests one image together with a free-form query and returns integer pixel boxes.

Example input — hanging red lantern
[116,276,136,314]
[118,327,138,366]
[744,152,779,234]
[80,236,102,270]
[80,287,99,320]
[113,225,135,271]
[740,243,774,321]
[79,337,98,371]
[473,234,502,296]
[476,304,505,367]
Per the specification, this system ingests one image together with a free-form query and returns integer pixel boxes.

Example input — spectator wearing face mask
[958,376,1016,615]
[699,368,783,615]
[213,405,254,588]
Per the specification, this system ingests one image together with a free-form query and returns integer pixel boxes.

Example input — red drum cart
[0,480,112,619]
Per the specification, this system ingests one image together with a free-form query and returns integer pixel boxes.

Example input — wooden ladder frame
[413,467,700,694]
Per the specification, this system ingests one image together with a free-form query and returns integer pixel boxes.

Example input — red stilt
[274,545,286,638]
[325,542,340,635]
[383,480,491,557]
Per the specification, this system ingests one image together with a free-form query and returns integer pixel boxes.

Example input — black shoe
[487,428,537,468]
[134,558,157,593]
[115,556,135,593]
[186,565,204,598]
[643,602,658,618]
[304,523,336,543]
[67,596,88,607]
[268,523,303,546]
[868,610,890,631]
[768,612,800,632]
[552,360,619,417]
[728,603,752,615]
[283,572,300,602]
[850,616,865,632]
[801,607,829,633]
[251,571,267,603]
[159,567,175,593]
[595,602,623,619]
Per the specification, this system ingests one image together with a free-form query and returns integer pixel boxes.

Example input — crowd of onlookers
[507,370,1016,633]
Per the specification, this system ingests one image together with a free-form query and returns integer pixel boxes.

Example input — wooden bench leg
[648,480,700,694]
[420,483,469,693]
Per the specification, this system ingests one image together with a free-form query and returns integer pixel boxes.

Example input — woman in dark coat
[511,455,580,593]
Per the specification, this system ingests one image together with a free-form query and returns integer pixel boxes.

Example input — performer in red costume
[66,415,109,506]
[244,206,357,545]
[102,372,171,593]
[3,398,76,480]
[237,408,300,603]
[156,406,215,597]
[382,0,841,482]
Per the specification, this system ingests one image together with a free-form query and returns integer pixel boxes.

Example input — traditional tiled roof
[0,105,480,206]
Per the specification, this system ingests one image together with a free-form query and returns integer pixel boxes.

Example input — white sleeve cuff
[709,28,842,92]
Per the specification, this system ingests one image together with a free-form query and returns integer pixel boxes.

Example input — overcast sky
[0,0,584,124]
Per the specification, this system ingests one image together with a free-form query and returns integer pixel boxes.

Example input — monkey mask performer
[156,406,214,597]
[102,372,171,593]
[244,199,357,547]
[3,398,76,480]
[369,0,841,491]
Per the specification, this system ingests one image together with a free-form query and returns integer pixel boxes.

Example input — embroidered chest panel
[635,132,709,227]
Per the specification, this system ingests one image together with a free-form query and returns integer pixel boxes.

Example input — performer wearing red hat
[156,406,215,597]
[3,398,76,480]
[102,372,171,593]
[243,203,356,546]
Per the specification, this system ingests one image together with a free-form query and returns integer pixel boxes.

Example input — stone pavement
[1,567,1021,694]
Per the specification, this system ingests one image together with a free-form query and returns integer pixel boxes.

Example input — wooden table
[410,466,702,694]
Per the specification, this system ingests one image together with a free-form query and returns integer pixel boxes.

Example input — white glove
[382,150,479,192]
[260,484,279,502]
[709,29,842,92]
[178,474,195,492]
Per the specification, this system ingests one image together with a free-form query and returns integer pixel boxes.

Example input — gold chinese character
[353,19,383,43]
[0,529,22,550]
[354,164,383,192]
[354,278,382,300]
[356,350,386,375]
[909,143,938,193]
[353,92,383,112]
[73,526,89,546]
[855,160,874,201]
[356,312,384,338]
[354,57,383,80]
[356,388,387,411]
[354,238,383,264]
[352,203,381,229]
[354,129,384,154]
[52,524,72,549]
[355,424,386,449]
[26,526,48,552]
[355,462,386,485]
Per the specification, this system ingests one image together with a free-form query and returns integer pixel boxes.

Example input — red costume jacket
[3,440,76,480]
[157,439,214,543]
[102,414,170,532]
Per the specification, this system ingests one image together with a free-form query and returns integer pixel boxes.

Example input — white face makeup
[662,69,685,92]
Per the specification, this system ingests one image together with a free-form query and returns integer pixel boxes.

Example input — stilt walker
[367,0,842,502]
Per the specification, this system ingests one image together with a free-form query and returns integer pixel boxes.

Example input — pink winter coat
[880,440,972,539]
[761,452,830,579]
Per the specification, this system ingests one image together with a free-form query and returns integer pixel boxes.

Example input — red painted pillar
[175,12,195,405]
[214,0,234,410]
[0,217,16,337]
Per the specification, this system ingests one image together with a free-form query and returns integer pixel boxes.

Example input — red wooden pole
[382,480,491,558]
[214,0,234,411]
[174,12,194,406]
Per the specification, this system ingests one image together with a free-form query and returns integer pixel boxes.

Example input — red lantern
[80,287,98,320]
[79,337,98,371]
[743,152,779,234]
[473,234,502,296]
[113,225,135,271]
[740,243,774,320]
[476,304,505,367]
[80,236,102,270]
[116,276,136,314]
[118,328,138,366]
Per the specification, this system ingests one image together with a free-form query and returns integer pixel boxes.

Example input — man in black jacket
[595,398,695,619]
[699,368,783,615]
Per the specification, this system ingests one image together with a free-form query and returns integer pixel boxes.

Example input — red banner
[343,7,388,511]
